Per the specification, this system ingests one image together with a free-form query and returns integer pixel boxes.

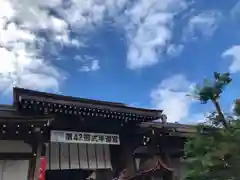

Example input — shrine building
[0,87,192,180]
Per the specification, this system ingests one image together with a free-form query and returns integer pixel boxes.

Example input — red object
[38,157,46,180]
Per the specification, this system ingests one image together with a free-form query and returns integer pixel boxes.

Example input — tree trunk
[212,99,229,129]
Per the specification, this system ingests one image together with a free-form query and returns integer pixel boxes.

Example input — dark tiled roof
[0,104,54,122]
[13,87,162,117]
[0,104,15,111]
[140,122,196,135]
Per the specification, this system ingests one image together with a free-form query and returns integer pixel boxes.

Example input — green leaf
[183,72,240,180]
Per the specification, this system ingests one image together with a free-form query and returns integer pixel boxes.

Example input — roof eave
[13,87,162,118]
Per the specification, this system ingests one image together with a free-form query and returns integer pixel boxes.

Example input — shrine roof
[139,122,196,136]
[0,104,53,122]
[13,87,162,120]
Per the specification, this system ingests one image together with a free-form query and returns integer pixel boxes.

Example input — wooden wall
[0,140,32,180]
[45,142,112,170]
[0,160,29,180]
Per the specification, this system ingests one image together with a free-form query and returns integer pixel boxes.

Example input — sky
[1,0,240,124]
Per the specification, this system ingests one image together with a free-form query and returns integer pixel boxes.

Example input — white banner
[50,130,120,145]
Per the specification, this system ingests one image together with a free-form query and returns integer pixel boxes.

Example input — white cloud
[11,0,83,46]
[11,0,65,34]
[52,0,128,32]
[56,0,188,71]
[75,55,100,72]
[0,0,190,93]
[222,45,240,73]
[0,45,62,92]
[80,60,100,72]
[0,0,101,93]
[123,0,188,69]
[184,10,222,40]
[166,44,184,57]
[54,0,188,70]
[150,75,195,122]
[0,0,77,93]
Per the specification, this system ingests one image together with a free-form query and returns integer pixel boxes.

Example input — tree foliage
[183,72,240,180]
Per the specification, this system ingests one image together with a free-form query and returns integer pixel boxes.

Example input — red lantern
[38,157,46,180]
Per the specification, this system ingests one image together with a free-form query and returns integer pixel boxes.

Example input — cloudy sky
[1,0,240,123]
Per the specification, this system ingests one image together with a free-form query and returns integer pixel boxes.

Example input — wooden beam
[0,153,34,160]
[0,115,54,122]
[139,122,197,136]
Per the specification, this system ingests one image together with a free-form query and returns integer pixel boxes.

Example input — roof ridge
[13,87,162,113]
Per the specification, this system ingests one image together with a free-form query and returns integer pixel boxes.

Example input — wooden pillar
[110,140,135,178]
[33,144,44,180]
[122,142,135,175]
[27,143,44,180]
[27,144,37,180]
[28,156,36,180]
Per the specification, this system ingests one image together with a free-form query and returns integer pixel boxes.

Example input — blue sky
[1,0,240,123]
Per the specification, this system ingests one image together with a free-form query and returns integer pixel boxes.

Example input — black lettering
[91,135,98,142]
[73,133,78,141]
[105,135,111,143]
[65,133,73,141]
[83,133,91,142]
[99,135,104,142]
[112,135,119,143]
[78,133,83,141]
